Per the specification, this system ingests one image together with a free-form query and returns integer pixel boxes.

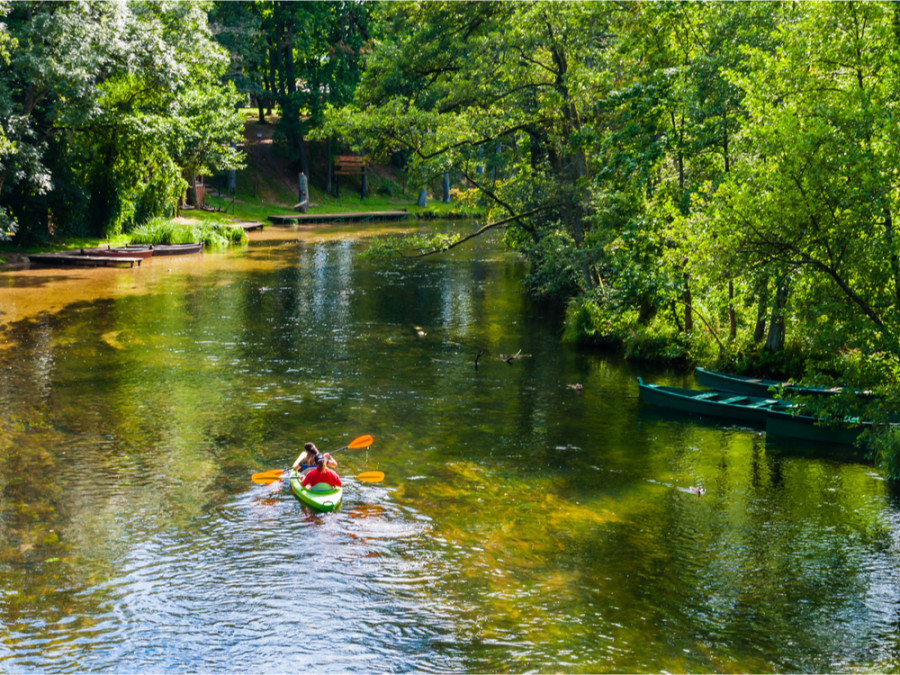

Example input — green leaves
[0,1,243,241]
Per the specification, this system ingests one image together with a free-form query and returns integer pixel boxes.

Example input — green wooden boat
[289,469,342,512]
[694,367,843,399]
[637,377,790,425]
[765,410,870,446]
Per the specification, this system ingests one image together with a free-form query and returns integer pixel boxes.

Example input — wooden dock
[236,221,265,231]
[267,210,411,225]
[27,253,143,268]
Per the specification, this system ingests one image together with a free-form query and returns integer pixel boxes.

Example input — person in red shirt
[301,453,342,488]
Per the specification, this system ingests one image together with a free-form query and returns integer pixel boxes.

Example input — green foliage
[866,427,900,480]
[0,2,243,242]
[129,217,247,248]
[211,2,371,171]
[520,228,581,300]
[563,296,710,364]
[359,232,460,259]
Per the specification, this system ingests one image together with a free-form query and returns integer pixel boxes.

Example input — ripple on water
[4,485,462,673]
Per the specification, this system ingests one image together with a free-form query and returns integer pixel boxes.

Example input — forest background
[2,1,900,473]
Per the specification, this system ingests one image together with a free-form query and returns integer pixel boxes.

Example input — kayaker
[301,453,342,489]
[292,443,337,474]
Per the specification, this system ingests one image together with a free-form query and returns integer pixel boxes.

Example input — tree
[320,1,616,296]
[213,1,373,178]
[708,2,900,355]
[0,1,243,243]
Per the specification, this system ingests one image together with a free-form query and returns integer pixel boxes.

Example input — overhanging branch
[408,205,554,258]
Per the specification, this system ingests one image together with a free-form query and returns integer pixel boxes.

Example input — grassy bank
[0,111,479,265]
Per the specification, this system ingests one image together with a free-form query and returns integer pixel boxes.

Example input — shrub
[563,296,714,364]
[129,218,247,248]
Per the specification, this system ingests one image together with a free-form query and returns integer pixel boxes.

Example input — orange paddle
[251,434,374,484]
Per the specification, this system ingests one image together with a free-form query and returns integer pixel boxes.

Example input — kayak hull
[289,470,342,512]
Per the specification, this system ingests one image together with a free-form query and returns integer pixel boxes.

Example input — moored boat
[637,377,790,425]
[765,410,870,446]
[695,367,843,398]
[289,469,342,512]
[81,246,154,259]
[126,242,204,256]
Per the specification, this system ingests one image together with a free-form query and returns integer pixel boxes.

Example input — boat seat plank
[720,396,749,404]
[693,392,718,400]
[747,399,778,408]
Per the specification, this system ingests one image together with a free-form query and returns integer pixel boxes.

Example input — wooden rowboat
[765,409,871,446]
[637,377,790,425]
[126,242,204,256]
[81,246,154,260]
[641,376,875,446]
[694,367,843,399]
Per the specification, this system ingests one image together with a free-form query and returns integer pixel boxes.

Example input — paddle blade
[251,469,285,484]
[356,471,384,483]
[348,434,374,450]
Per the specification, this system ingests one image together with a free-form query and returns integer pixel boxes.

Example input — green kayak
[289,469,343,512]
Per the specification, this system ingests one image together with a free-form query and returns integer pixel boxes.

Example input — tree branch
[408,205,555,258]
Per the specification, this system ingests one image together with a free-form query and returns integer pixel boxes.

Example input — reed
[129,218,248,248]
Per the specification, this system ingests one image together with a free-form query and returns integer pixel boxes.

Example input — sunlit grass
[129,217,248,248]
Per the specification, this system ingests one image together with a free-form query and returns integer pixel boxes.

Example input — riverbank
[0,108,479,269]
[0,202,476,270]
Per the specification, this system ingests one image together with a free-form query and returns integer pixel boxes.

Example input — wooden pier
[236,221,265,232]
[267,210,411,226]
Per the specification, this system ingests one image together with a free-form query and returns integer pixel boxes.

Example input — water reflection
[0,223,899,671]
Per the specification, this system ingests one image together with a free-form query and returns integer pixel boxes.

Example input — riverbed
[0,222,898,672]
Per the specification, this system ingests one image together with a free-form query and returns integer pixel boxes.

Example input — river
[0,222,899,673]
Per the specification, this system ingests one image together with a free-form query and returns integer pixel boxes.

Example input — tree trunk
[546,30,592,291]
[326,136,333,194]
[728,280,736,340]
[683,262,693,333]
[764,282,789,353]
[885,208,900,306]
[262,73,273,115]
[752,276,768,344]
[300,138,309,178]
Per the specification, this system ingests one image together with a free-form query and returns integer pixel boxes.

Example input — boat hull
[637,377,789,425]
[81,247,154,259]
[289,470,342,512]
[765,410,868,446]
[127,243,204,256]
[695,367,841,398]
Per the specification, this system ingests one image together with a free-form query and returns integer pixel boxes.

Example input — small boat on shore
[637,377,790,425]
[126,242,204,256]
[80,246,155,260]
[289,469,342,512]
[695,367,844,398]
